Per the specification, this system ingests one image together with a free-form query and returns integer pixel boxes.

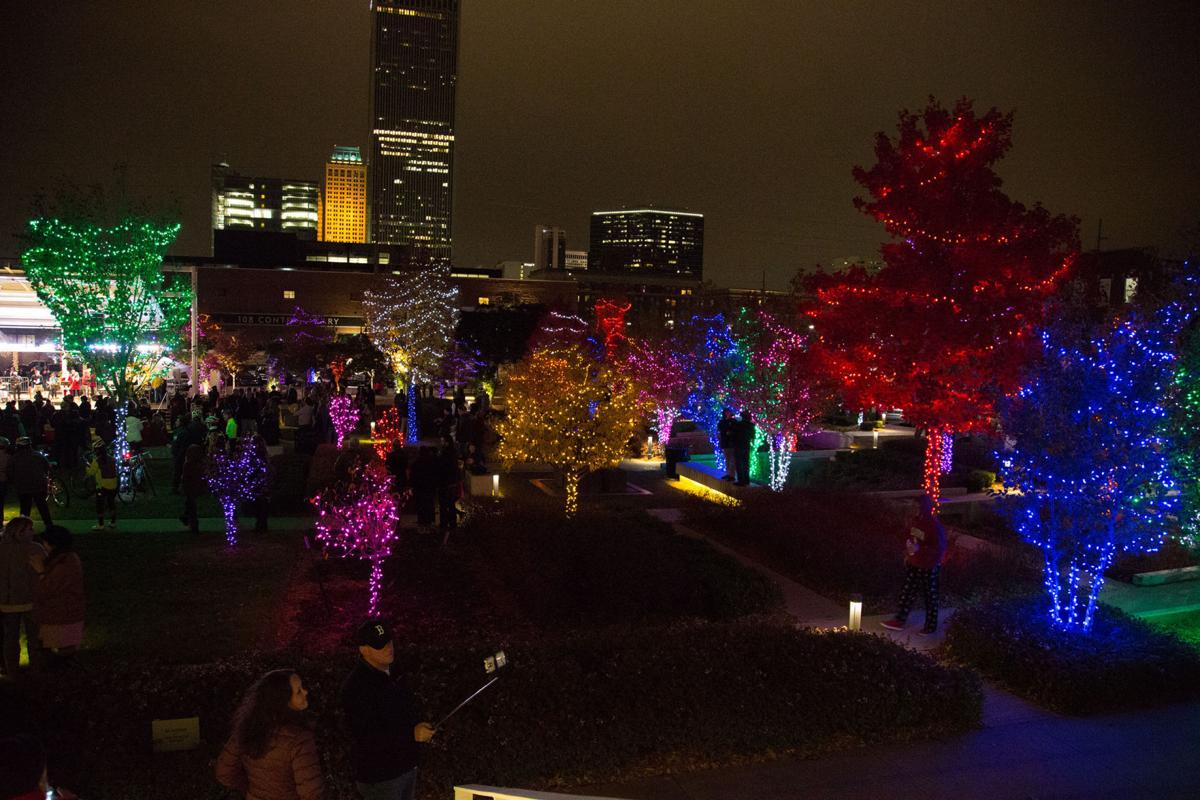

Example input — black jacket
[340,659,421,783]
[717,416,737,449]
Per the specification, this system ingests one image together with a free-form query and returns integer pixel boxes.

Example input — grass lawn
[75,528,303,663]
[1149,609,1200,649]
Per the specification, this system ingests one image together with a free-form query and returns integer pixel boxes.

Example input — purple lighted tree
[311,459,400,615]
[206,441,268,547]
[329,394,359,448]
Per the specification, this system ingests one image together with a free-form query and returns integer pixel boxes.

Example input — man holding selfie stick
[341,619,436,800]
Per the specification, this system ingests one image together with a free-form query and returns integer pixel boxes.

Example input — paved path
[582,698,1200,799]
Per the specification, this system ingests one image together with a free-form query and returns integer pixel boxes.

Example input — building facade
[533,225,567,271]
[588,208,704,278]
[321,146,368,243]
[368,0,460,260]
[211,163,319,244]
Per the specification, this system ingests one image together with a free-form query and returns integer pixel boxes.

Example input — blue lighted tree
[679,315,743,473]
[997,304,1186,632]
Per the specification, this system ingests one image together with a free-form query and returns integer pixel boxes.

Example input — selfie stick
[436,675,501,729]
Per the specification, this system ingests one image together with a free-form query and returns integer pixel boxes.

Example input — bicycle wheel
[49,477,70,508]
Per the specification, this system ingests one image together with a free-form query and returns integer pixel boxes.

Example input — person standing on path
[733,410,756,486]
[881,494,948,635]
[10,439,52,530]
[179,444,207,535]
[717,408,737,481]
[84,443,118,531]
[340,619,435,800]
[215,669,324,800]
[0,517,45,677]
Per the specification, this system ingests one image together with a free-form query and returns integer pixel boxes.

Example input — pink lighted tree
[621,338,693,457]
[311,459,400,615]
[329,395,360,448]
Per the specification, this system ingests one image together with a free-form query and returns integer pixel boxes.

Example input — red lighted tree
[594,298,631,360]
[807,97,1078,505]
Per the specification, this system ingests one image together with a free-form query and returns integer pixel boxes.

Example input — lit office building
[588,209,704,278]
[533,225,567,271]
[368,0,460,260]
[321,146,368,243]
[211,163,319,243]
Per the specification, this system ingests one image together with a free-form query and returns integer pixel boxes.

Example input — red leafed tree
[806,97,1078,505]
[594,298,631,360]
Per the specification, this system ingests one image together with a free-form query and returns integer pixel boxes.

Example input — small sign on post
[152,717,200,753]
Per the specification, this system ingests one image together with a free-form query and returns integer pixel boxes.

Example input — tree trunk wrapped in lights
[206,439,269,547]
[998,302,1187,632]
[619,337,694,458]
[311,459,399,615]
[496,344,646,516]
[678,314,743,474]
[329,394,359,448]
[21,208,192,492]
[804,97,1078,507]
[728,310,822,491]
[362,267,459,443]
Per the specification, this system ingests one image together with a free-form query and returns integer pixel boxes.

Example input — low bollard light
[848,594,863,631]
[492,474,500,497]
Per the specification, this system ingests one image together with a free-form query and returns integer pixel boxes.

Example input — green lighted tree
[1170,324,1200,547]
[20,211,191,402]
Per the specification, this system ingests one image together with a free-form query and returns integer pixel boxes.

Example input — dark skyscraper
[589,209,705,278]
[368,0,459,262]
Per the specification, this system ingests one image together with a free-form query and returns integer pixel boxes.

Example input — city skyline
[1,1,1197,289]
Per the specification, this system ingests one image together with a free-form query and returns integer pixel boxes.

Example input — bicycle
[37,448,71,509]
[118,448,155,504]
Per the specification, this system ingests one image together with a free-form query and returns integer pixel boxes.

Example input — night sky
[2,1,1197,289]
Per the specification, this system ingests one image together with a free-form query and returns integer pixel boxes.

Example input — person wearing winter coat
[216,669,324,800]
[30,525,84,660]
[0,517,45,677]
[84,443,119,531]
[180,444,207,535]
[10,439,52,529]
[880,494,949,635]
[0,437,11,524]
[408,447,439,527]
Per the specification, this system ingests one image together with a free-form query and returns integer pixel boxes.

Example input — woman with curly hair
[216,669,325,800]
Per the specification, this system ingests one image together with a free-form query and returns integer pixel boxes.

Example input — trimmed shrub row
[941,598,1200,714]
[465,507,785,625]
[8,622,982,799]
[684,489,1040,612]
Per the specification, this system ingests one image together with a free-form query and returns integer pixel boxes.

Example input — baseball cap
[354,618,392,649]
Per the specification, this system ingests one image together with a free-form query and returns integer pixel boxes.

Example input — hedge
[941,598,1200,714]
[465,507,785,625]
[7,622,982,799]
[684,489,1040,612]
[803,436,998,492]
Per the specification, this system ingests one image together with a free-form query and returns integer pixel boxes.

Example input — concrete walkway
[582,698,1200,799]
[628,505,1200,798]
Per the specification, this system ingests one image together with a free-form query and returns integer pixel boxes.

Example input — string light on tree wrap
[329,357,346,392]
[997,300,1189,633]
[362,266,459,442]
[373,406,404,460]
[594,298,631,360]
[206,441,268,547]
[679,314,743,474]
[20,215,191,406]
[1168,285,1200,547]
[804,97,1079,507]
[311,458,399,615]
[270,306,333,383]
[620,338,694,458]
[728,310,820,491]
[495,343,646,516]
[329,395,359,448]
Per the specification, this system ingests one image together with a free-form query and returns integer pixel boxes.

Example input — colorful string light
[206,440,268,547]
[329,395,359,448]
[311,459,399,615]
[805,97,1079,503]
[362,266,460,441]
[998,300,1188,633]
[372,406,404,460]
[495,343,646,516]
[20,215,191,401]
